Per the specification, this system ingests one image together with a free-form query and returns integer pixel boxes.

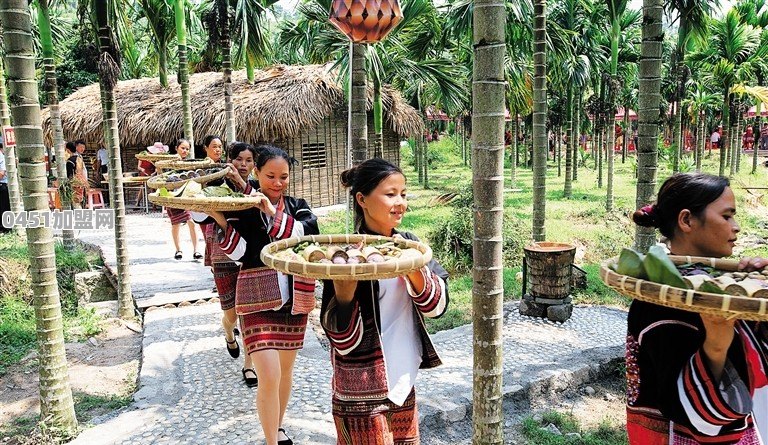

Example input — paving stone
[67,212,627,445]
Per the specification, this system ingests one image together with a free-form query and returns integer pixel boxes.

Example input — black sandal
[226,338,240,358]
[174,251,182,260]
[277,428,293,445]
[193,251,203,260]
[242,368,258,388]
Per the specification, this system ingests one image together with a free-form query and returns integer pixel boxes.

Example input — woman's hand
[225,163,247,189]
[333,280,358,306]
[738,257,767,272]
[700,314,736,381]
[250,192,276,217]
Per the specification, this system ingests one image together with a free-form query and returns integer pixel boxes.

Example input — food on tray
[159,166,226,182]
[611,246,768,297]
[274,240,420,265]
[154,182,244,199]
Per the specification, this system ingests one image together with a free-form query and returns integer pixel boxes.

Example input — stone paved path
[70,212,628,444]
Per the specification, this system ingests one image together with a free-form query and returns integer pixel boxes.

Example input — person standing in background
[0,145,10,234]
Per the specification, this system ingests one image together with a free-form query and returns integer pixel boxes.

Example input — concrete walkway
[71,212,628,444]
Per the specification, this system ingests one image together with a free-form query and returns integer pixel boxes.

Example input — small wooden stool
[87,189,106,209]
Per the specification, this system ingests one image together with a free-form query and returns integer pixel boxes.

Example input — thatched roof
[42,64,424,147]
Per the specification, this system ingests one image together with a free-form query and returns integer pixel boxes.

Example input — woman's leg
[186,220,199,252]
[170,223,181,252]
[222,307,237,341]
[251,349,282,445]
[277,349,299,427]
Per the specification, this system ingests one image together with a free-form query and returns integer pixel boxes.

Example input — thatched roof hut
[42,64,424,207]
[41,64,423,147]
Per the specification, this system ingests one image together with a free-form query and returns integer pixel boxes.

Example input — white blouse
[378,276,423,406]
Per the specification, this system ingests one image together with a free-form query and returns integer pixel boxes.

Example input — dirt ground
[0,317,142,441]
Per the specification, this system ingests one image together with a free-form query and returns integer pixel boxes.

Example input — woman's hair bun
[632,204,658,228]
[340,166,358,188]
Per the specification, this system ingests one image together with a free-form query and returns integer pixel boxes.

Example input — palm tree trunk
[573,94,581,181]
[733,107,742,174]
[38,0,75,244]
[96,0,135,320]
[564,89,573,197]
[597,126,603,185]
[720,90,730,176]
[220,0,236,144]
[532,0,548,242]
[0,51,23,233]
[350,42,368,166]
[607,120,615,211]
[0,0,77,433]
[246,52,255,83]
[158,46,168,87]
[557,127,562,176]
[175,0,194,156]
[622,103,630,163]
[696,114,704,172]
[511,115,518,184]
[634,0,662,252]
[423,136,429,189]
[672,101,681,172]
[472,0,506,441]
[753,104,762,174]
[372,74,384,158]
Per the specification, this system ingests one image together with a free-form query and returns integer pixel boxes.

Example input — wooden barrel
[524,242,576,299]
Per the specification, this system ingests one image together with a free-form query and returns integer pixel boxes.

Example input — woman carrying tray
[166,139,203,260]
[321,158,449,444]
[191,142,260,385]
[206,144,318,445]
[628,172,767,445]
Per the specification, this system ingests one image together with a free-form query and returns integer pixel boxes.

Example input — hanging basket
[600,255,768,321]
[329,0,404,43]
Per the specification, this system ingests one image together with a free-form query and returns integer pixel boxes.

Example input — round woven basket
[148,194,261,212]
[154,158,215,171]
[135,152,178,162]
[261,234,433,280]
[600,255,768,321]
[146,166,229,190]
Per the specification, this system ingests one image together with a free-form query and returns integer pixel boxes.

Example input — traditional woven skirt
[213,263,239,311]
[332,388,419,445]
[166,207,191,225]
[240,302,308,353]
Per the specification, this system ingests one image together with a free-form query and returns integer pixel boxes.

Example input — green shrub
[429,183,527,272]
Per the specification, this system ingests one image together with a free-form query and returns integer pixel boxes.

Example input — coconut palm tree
[175,0,194,156]
[604,3,640,211]
[688,9,763,177]
[85,0,135,319]
[137,0,176,87]
[37,0,75,245]
[666,0,712,173]
[472,0,506,442]
[0,0,78,434]
[531,0,547,241]
[203,0,236,143]
[634,0,663,253]
[233,0,278,82]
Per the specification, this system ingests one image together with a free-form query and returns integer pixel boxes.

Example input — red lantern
[329,0,403,44]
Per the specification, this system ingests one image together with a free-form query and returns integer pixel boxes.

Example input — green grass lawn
[316,137,768,331]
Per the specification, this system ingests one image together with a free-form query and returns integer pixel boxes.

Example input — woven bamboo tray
[148,193,261,212]
[261,234,433,280]
[154,158,215,171]
[135,152,178,162]
[600,255,768,321]
[146,167,229,190]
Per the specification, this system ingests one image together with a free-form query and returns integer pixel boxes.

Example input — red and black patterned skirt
[332,389,419,445]
[166,207,191,225]
[240,302,308,353]
[213,263,239,311]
